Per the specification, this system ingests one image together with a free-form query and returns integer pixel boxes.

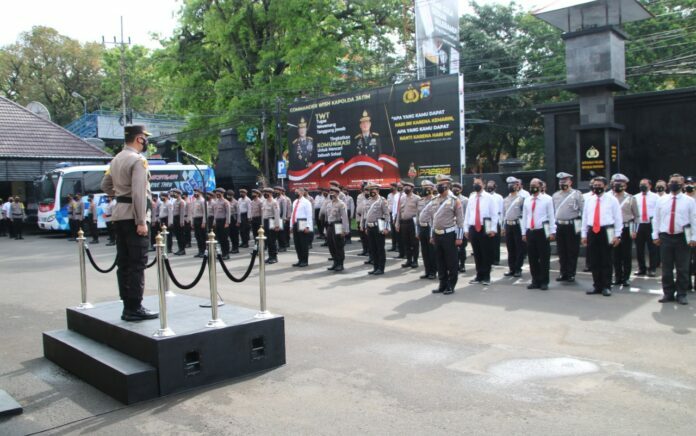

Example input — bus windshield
[38,173,60,204]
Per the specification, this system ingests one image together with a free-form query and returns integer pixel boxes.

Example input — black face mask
[593,186,604,195]
[330,194,337,200]
[613,185,624,192]
[452,189,461,195]
[370,191,377,197]
[656,186,665,193]
[397,187,403,192]
[485,186,495,193]
[436,185,446,194]
[559,183,569,190]
[404,188,412,194]
[137,137,149,150]
[669,182,682,193]
[686,185,694,193]
[473,184,482,192]
[424,189,431,196]
[364,192,370,198]
[508,185,516,193]
[530,187,539,194]
[639,185,649,193]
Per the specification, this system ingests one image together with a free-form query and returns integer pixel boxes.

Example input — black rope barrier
[217,250,258,283]
[84,247,118,273]
[145,256,157,269]
[164,255,208,290]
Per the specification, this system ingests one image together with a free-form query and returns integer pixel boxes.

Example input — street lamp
[71,91,87,117]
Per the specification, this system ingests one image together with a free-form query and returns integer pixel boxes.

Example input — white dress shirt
[464,191,500,232]
[391,192,402,216]
[634,191,659,224]
[581,193,623,238]
[291,197,314,230]
[521,193,556,235]
[652,193,696,241]
[491,192,504,222]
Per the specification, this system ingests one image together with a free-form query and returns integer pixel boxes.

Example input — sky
[1,0,545,50]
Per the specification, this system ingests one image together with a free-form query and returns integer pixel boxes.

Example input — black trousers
[69,219,77,238]
[527,229,550,286]
[359,223,369,254]
[215,218,229,256]
[470,226,493,281]
[635,222,659,272]
[505,223,525,273]
[12,218,23,238]
[391,215,404,255]
[107,221,115,243]
[239,213,249,245]
[229,217,239,250]
[113,220,148,309]
[293,225,311,263]
[150,221,158,246]
[0,218,6,236]
[419,225,437,276]
[434,232,458,290]
[659,233,690,297]
[163,223,173,252]
[172,217,185,252]
[400,219,419,264]
[279,220,290,248]
[263,219,278,259]
[493,224,501,264]
[588,228,613,291]
[556,223,580,278]
[367,226,386,271]
[457,237,468,269]
[194,217,206,254]
[252,216,262,240]
[613,226,632,282]
[184,221,192,246]
[327,222,345,265]
[89,220,99,242]
[315,209,324,237]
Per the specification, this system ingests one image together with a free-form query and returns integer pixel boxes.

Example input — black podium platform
[43,295,285,404]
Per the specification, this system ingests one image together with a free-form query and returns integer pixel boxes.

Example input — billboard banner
[287,74,464,190]
[415,0,460,78]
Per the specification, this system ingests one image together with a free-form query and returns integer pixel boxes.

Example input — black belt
[116,196,132,203]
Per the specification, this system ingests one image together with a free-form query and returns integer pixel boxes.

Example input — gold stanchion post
[206,230,226,328]
[254,227,273,319]
[76,229,94,310]
[153,232,175,337]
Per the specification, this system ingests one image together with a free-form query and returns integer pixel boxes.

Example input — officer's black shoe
[586,289,602,295]
[411,262,418,268]
[583,267,591,272]
[602,288,612,297]
[432,287,445,293]
[106,242,115,246]
[469,279,481,284]
[327,264,336,271]
[647,270,656,277]
[121,306,159,322]
[364,260,373,265]
[428,274,436,280]
[567,276,575,282]
[458,267,466,273]
[265,258,278,264]
[513,271,522,278]
[401,262,411,268]
[240,244,249,248]
[677,295,688,305]
[373,269,384,275]
[230,249,239,254]
[540,284,549,291]
[174,250,186,256]
[222,255,230,260]
[292,262,301,267]
[91,240,99,244]
[658,294,676,303]
[556,276,567,282]
[621,280,631,287]
[481,280,490,286]
[419,274,430,279]
[368,270,376,275]
[443,287,454,295]
[504,271,515,277]
[279,247,287,252]
[357,251,368,256]
[298,262,308,267]
[635,270,647,276]
[527,283,539,290]
[334,265,344,272]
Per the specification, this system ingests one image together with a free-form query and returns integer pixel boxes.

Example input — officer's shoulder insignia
[355,134,362,139]
[306,136,313,141]
[104,167,111,176]
[372,132,379,136]
[292,138,299,144]
[141,158,148,169]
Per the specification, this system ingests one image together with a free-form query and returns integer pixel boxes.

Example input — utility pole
[262,111,269,183]
[103,16,131,127]
[275,97,282,178]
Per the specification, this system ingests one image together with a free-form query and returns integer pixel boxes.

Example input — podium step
[43,329,158,404]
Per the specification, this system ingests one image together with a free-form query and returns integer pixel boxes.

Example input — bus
[35,162,216,231]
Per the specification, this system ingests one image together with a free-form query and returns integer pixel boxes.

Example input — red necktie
[530,197,537,229]
[474,195,482,232]
[592,197,601,234]
[669,196,677,234]
[642,194,648,222]
[291,200,299,226]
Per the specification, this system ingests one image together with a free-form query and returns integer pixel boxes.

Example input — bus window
[83,171,104,195]
[60,172,83,204]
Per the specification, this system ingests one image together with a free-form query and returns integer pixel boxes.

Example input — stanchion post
[255,227,273,319]
[161,225,175,297]
[76,229,93,310]
[154,232,175,337]
[206,230,226,328]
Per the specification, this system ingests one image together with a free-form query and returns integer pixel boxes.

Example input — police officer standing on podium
[101,125,158,321]
[552,172,583,282]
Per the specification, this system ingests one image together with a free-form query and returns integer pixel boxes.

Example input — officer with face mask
[464,177,499,286]
[634,179,659,277]
[686,177,696,291]
[610,174,639,287]
[362,183,390,275]
[395,181,421,268]
[417,180,437,279]
[191,188,206,257]
[485,181,504,265]
[428,175,465,294]
[356,182,370,257]
[552,172,584,282]
[502,176,526,277]
[325,186,350,272]
[261,187,281,264]
[451,182,468,273]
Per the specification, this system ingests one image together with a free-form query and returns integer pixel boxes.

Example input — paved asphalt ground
[1,232,695,435]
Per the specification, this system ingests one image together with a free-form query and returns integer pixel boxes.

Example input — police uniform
[227,190,240,253]
[74,195,85,234]
[395,181,420,268]
[88,196,99,243]
[237,190,252,247]
[452,182,469,273]
[261,188,281,263]
[314,191,326,239]
[213,188,231,258]
[487,187,504,265]
[417,181,437,279]
[275,187,291,251]
[344,190,355,244]
[250,190,263,239]
[611,174,639,286]
[149,196,159,249]
[170,189,186,255]
[634,184,660,276]
[356,186,370,256]
[290,193,314,266]
[159,194,173,253]
[10,198,25,239]
[362,184,390,275]
[100,125,157,320]
[552,172,584,281]
[290,117,316,171]
[325,187,350,271]
[429,176,465,294]
[191,189,207,257]
[343,110,382,161]
[105,197,116,245]
[503,177,526,277]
